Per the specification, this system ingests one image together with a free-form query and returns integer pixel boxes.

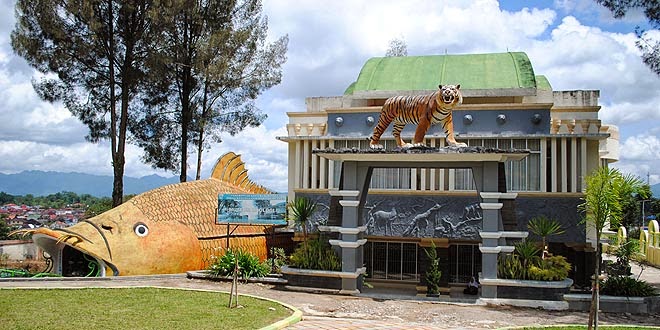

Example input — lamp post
[641,199,651,228]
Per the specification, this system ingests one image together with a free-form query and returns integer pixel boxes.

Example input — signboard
[217,194,287,225]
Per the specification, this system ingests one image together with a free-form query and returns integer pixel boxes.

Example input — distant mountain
[0,171,185,197]
[652,183,660,198]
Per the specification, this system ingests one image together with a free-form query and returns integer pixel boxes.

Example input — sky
[0,0,659,193]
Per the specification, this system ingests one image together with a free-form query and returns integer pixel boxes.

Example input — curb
[497,325,660,330]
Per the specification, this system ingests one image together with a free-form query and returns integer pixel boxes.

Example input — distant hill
[653,183,660,198]
[0,171,185,197]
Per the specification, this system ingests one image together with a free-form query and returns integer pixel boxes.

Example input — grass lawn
[0,287,292,330]
[510,326,660,330]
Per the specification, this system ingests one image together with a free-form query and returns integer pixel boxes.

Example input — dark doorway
[61,245,100,277]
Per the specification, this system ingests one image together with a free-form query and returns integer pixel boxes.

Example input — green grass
[509,326,660,330]
[0,287,292,330]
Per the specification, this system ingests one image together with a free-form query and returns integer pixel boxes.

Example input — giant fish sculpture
[12,153,280,277]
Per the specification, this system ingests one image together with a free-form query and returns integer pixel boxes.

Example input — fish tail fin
[210,152,272,194]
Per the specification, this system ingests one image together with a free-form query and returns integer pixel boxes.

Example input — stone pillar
[327,161,371,294]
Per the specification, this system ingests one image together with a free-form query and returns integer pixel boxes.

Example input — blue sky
[0,0,659,192]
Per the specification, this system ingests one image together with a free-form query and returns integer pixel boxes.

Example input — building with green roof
[278,52,618,296]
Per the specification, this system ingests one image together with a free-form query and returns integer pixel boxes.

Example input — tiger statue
[369,84,467,149]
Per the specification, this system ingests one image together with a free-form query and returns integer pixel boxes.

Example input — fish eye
[134,223,149,237]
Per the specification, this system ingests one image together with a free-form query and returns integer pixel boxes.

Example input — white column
[561,138,567,193]
[411,168,418,190]
[540,138,547,192]
[294,140,302,190]
[303,139,310,189]
[551,138,557,193]
[311,139,318,189]
[328,139,335,189]
[319,139,327,189]
[571,137,577,193]
[580,138,587,192]
[439,139,446,191]
[430,138,436,191]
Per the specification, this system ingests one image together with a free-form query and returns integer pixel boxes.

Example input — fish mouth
[33,229,119,277]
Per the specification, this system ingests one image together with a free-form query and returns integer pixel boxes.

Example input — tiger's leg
[369,111,393,149]
[412,119,431,147]
[442,114,467,147]
[393,122,411,148]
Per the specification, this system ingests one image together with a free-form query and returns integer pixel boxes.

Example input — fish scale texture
[130,178,268,267]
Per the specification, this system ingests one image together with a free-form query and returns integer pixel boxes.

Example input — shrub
[208,248,270,280]
[601,276,657,297]
[289,238,340,271]
[424,242,442,295]
[498,241,570,281]
[498,254,525,280]
[528,255,571,281]
[266,247,287,274]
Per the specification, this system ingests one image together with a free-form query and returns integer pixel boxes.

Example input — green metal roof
[345,52,541,95]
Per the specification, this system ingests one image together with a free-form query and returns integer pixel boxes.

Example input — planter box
[478,278,574,310]
[281,266,364,294]
[564,294,660,314]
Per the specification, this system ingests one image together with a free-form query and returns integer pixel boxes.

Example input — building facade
[278,52,619,289]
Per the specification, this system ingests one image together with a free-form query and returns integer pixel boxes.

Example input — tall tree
[580,167,645,330]
[12,0,153,206]
[596,0,660,75]
[133,0,288,181]
[385,37,408,57]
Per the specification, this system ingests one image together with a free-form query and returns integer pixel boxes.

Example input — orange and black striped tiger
[369,84,467,149]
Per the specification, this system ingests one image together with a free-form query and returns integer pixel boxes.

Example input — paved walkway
[1,259,659,329]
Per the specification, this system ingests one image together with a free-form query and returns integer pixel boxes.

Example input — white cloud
[1,0,659,192]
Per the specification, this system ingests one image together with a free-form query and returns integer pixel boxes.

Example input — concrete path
[1,260,660,329]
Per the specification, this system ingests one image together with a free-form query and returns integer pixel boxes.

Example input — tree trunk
[107,0,122,208]
[588,238,601,330]
[179,12,192,183]
[195,77,210,181]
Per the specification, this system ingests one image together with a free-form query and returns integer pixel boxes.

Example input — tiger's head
[435,84,462,109]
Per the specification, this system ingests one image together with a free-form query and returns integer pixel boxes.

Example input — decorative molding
[329,239,368,248]
[479,246,502,254]
[479,232,502,239]
[339,200,360,207]
[328,189,360,197]
[500,231,529,238]
[480,192,517,199]
[317,225,367,234]
[479,202,503,210]
[500,246,515,253]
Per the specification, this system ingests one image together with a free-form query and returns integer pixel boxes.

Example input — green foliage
[527,216,565,256]
[288,197,317,237]
[84,197,114,218]
[498,254,526,280]
[0,191,102,209]
[601,276,657,297]
[0,219,10,240]
[424,242,442,295]
[498,241,570,281]
[289,238,341,271]
[266,247,287,274]
[208,249,270,280]
[130,0,288,179]
[528,255,571,281]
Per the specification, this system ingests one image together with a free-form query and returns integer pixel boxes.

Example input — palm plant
[288,197,317,255]
[527,216,565,259]
[580,167,645,330]
[513,240,541,279]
